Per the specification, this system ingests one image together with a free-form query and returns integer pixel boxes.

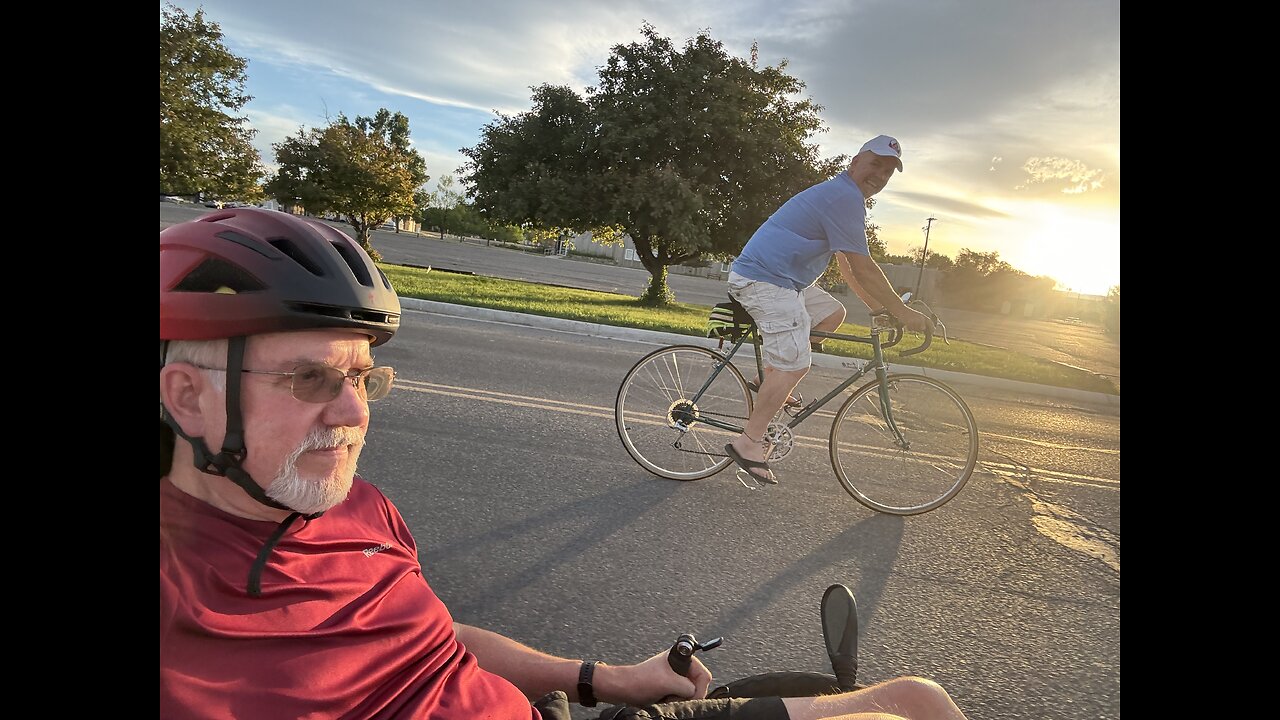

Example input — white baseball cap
[859,135,903,172]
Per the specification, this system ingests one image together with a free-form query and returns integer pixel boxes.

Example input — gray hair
[163,339,229,393]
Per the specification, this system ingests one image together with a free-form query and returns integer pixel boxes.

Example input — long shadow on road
[704,513,906,640]
[426,480,681,621]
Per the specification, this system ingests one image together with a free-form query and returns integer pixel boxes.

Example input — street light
[913,217,937,301]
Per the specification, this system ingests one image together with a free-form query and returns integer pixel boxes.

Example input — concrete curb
[400,297,1120,409]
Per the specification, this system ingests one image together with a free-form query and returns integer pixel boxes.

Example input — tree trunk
[640,264,673,306]
[356,229,382,262]
[633,234,675,306]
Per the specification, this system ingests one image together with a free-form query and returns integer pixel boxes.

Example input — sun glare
[1007,205,1119,296]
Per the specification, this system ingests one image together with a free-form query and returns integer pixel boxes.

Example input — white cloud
[1016,157,1105,195]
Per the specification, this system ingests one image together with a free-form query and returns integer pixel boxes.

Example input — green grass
[381,263,1118,395]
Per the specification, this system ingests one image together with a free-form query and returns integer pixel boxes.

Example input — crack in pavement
[978,447,1120,575]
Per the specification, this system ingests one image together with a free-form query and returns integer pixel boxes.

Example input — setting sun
[1008,205,1119,295]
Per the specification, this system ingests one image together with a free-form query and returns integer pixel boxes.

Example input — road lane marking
[391,379,1118,492]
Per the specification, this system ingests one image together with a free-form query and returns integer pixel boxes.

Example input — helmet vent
[331,241,374,287]
[287,303,397,327]
[174,258,266,293]
[267,238,325,277]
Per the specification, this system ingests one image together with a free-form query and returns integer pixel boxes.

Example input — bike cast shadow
[423,479,682,621]
[703,513,905,640]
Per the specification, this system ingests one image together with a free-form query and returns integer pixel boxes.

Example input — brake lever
[909,300,949,345]
[932,314,949,344]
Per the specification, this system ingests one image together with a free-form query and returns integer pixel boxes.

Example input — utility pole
[913,217,937,300]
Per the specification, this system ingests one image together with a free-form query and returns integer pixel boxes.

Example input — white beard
[266,425,365,515]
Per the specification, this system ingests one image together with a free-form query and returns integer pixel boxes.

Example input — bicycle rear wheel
[615,344,753,480]
[828,374,978,515]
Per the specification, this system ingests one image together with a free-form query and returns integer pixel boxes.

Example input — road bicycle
[613,296,978,515]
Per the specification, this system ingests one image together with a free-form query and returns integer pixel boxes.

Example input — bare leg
[782,677,968,720]
[730,366,807,470]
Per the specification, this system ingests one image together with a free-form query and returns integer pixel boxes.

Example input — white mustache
[298,426,366,453]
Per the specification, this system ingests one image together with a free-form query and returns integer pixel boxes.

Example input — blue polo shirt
[730,171,869,292]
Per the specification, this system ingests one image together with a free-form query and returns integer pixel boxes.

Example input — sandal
[724,443,777,485]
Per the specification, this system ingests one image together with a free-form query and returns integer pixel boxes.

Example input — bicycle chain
[668,399,761,459]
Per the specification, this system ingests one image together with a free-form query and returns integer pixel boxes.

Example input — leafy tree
[265,109,428,259]
[462,84,600,244]
[927,253,955,271]
[462,24,841,305]
[941,248,1053,313]
[424,174,464,239]
[1103,284,1120,335]
[900,245,954,270]
[411,184,432,233]
[159,3,263,201]
[489,224,525,245]
[953,249,1013,276]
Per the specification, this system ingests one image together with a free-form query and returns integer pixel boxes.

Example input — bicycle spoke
[829,375,978,515]
[616,346,751,480]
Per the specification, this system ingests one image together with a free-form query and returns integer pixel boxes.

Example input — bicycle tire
[615,344,753,480]
[828,374,978,515]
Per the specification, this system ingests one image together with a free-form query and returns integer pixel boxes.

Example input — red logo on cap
[889,140,900,155]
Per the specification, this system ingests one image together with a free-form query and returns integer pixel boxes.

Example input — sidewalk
[401,297,1120,409]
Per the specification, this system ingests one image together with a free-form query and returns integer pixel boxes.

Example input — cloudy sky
[164,0,1120,295]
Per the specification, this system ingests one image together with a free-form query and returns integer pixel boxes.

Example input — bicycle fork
[871,347,911,452]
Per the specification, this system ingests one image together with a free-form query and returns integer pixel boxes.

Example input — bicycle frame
[682,322,899,436]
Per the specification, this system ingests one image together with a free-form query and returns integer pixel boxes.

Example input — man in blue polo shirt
[725,135,932,484]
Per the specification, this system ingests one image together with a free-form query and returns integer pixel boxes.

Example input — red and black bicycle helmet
[160,207,400,345]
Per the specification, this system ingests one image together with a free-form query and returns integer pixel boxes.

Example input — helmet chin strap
[165,336,296,514]
[165,336,327,597]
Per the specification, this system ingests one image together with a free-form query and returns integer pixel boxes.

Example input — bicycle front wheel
[615,345,753,480]
[829,374,978,515]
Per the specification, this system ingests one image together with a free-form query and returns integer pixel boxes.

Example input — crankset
[764,422,795,462]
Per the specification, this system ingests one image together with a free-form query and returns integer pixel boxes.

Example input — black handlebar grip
[662,633,722,703]
[831,655,859,692]
[667,633,697,676]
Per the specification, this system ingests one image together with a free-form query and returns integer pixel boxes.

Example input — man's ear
[160,364,212,438]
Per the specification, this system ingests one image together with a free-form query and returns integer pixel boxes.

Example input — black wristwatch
[577,660,603,707]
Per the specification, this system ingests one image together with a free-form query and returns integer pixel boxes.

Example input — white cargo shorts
[726,272,843,372]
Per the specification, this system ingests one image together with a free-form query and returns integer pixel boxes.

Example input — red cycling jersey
[160,477,538,719]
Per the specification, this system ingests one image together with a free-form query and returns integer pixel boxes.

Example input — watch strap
[577,660,602,707]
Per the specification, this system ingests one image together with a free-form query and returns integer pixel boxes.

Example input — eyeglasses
[195,363,396,403]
